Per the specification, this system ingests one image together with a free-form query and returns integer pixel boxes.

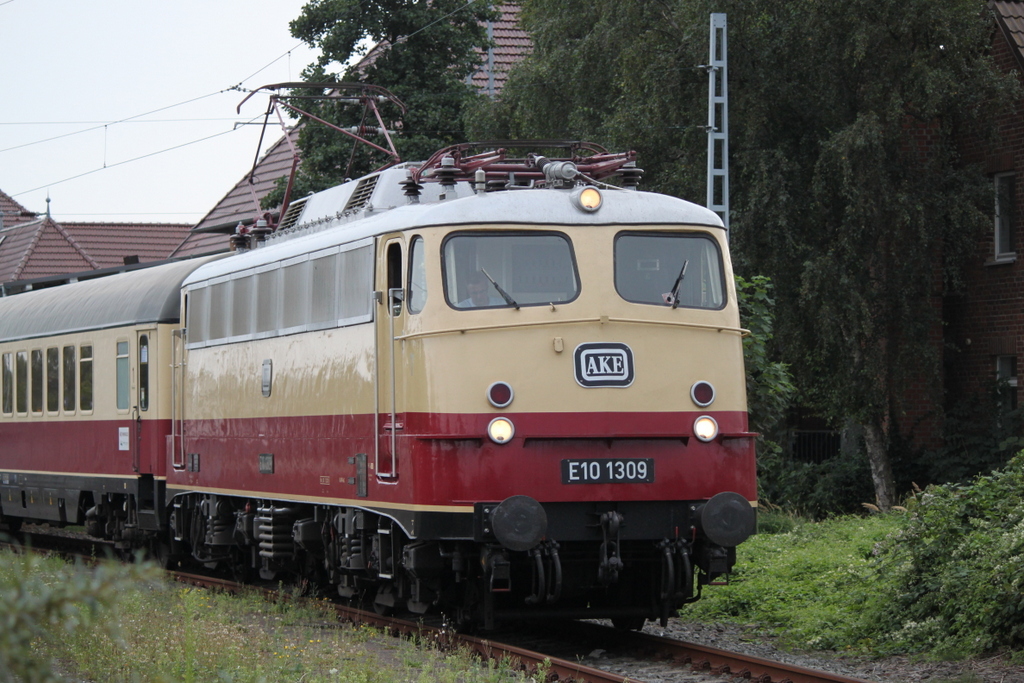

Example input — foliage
[687,514,902,650]
[497,0,1021,507]
[724,0,1018,508]
[930,382,1024,485]
[13,553,542,682]
[488,0,709,199]
[865,452,1024,657]
[266,0,498,205]
[694,455,1024,658]
[756,449,876,519]
[0,548,156,683]
[735,275,794,452]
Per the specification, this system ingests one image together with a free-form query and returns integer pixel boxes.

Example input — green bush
[694,453,1024,659]
[0,546,155,683]
[756,448,876,519]
[687,514,901,649]
[867,452,1024,657]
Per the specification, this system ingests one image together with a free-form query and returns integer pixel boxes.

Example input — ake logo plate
[574,342,635,388]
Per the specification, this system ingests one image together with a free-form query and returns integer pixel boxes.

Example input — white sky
[0,0,322,225]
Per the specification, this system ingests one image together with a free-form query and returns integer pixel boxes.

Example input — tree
[486,0,709,199]
[273,0,498,200]
[495,0,1019,508]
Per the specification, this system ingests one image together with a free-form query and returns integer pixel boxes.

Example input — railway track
[7,526,876,683]
[177,571,878,683]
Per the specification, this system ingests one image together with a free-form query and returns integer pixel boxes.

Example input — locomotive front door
[375,236,406,479]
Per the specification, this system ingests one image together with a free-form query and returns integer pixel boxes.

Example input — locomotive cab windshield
[615,232,726,309]
[443,231,580,309]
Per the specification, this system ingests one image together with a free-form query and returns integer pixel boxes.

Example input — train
[0,141,756,630]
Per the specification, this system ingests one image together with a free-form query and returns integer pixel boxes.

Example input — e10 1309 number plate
[561,458,655,484]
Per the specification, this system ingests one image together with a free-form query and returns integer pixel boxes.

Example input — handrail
[394,316,749,342]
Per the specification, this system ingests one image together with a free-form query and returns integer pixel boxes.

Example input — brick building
[944,1,1024,417]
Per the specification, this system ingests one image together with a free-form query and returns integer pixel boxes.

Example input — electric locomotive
[168,142,757,628]
[0,141,756,630]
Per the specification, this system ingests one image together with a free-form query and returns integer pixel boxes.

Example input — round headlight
[572,186,602,212]
[693,415,719,442]
[488,417,515,444]
[691,381,715,407]
[487,381,514,408]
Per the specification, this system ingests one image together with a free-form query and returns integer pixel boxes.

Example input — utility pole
[705,13,729,237]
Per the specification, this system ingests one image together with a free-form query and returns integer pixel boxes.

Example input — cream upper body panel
[183,219,746,420]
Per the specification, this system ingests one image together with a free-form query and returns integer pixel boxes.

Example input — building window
[995,173,1016,259]
[997,354,1018,411]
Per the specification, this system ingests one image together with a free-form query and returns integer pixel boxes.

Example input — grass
[685,511,905,652]
[0,550,543,683]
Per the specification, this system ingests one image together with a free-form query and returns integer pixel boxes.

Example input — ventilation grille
[276,197,308,232]
[344,175,379,212]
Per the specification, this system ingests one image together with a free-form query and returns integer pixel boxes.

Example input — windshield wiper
[668,260,689,309]
[481,268,519,309]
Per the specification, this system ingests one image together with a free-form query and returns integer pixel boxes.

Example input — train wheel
[611,617,646,631]
[373,583,396,616]
[149,540,174,569]
[2,516,22,533]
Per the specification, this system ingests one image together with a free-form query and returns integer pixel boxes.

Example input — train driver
[457,271,503,308]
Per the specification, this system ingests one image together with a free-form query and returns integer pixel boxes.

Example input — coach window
[46,347,59,413]
[116,341,130,411]
[80,345,93,412]
[30,349,43,414]
[15,351,27,414]
[139,335,149,411]
[408,236,427,314]
[2,352,12,415]
[62,346,76,412]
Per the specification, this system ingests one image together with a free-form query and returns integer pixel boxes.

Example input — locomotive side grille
[344,175,379,212]
[276,197,308,232]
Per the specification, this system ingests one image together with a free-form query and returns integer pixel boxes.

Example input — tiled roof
[0,190,37,229]
[0,218,94,283]
[62,222,192,268]
[992,1,1024,70]
[471,3,530,96]
[171,127,300,258]
[0,214,191,288]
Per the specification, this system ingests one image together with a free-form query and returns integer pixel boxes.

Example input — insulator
[620,161,644,189]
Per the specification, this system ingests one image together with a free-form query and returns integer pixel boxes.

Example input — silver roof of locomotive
[184,165,724,287]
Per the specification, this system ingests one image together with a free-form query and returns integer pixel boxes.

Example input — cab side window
[407,236,427,314]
